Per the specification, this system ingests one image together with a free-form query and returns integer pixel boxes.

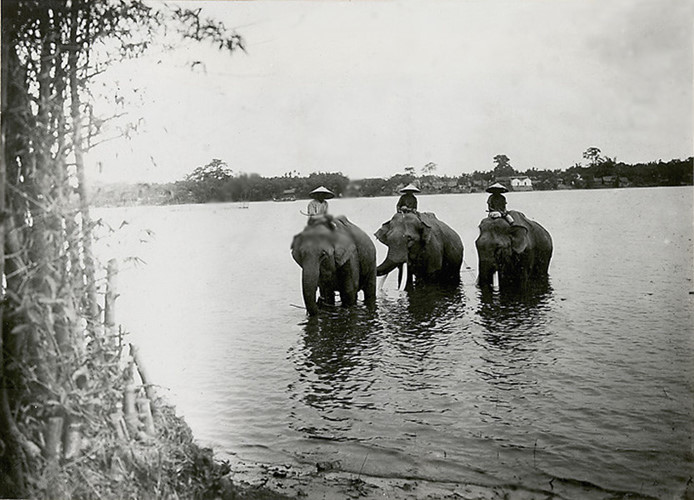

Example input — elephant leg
[319,284,335,306]
[337,261,359,307]
[442,263,461,284]
[340,277,358,307]
[519,253,533,284]
[362,273,377,308]
[521,266,531,285]
[340,289,357,307]
[498,270,513,289]
[534,248,551,276]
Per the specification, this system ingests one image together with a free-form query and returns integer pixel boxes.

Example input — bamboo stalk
[43,416,64,461]
[109,411,129,441]
[104,259,118,344]
[136,398,155,436]
[123,383,138,433]
[130,344,157,414]
[63,421,82,460]
[67,2,102,342]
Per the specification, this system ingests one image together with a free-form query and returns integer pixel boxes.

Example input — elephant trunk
[376,257,400,277]
[302,263,320,316]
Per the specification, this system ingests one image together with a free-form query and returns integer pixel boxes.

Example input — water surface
[95,187,693,498]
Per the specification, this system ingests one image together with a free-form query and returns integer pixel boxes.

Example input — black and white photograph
[0,0,692,498]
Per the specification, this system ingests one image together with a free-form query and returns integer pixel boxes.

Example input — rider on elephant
[397,184,420,213]
[307,186,334,226]
[486,183,514,224]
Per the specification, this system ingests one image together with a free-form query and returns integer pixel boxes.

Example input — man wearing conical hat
[396,183,420,213]
[486,182,514,224]
[307,186,334,217]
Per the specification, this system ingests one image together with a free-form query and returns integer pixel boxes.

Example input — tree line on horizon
[90,151,693,206]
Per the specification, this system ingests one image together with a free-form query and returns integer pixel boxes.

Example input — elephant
[475,210,553,289]
[375,212,464,288]
[291,215,377,316]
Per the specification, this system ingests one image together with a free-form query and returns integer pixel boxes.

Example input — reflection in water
[102,189,694,499]
[377,284,468,392]
[404,283,465,325]
[477,278,554,337]
[292,308,381,411]
[474,279,555,395]
[379,284,466,357]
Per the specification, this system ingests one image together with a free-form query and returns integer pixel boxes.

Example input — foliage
[160,167,351,204]
[421,162,437,175]
[0,0,247,497]
[88,155,694,207]
[183,158,234,202]
[582,147,603,167]
[492,154,516,177]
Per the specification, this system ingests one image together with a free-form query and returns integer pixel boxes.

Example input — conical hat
[400,183,421,193]
[486,182,508,193]
[309,186,335,199]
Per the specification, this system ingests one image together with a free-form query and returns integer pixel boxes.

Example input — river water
[94,187,693,499]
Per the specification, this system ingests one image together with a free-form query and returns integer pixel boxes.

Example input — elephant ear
[334,233,357,267]
[374,221,390,244]
[418,213,437,245]
[290,234,302,264]
[418,212,437,235]
[419,215,443,273]
[510,225,529,254]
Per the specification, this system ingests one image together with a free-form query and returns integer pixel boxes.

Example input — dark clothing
[397,193,418,212]
[487,193,507,213]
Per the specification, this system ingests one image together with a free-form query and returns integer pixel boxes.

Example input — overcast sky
[86,0,693,184]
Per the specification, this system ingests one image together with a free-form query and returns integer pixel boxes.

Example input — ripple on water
[97,188,694,499]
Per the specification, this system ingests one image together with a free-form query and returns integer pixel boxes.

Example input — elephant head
[291,223,357,315]
[475,217,529,287]
[375,213,442,280]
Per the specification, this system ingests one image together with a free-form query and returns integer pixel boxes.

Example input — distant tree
[404,165,417,177]
[187,159,233,183]
[493,154,515,177]
[358,178,388,197]
[493,154,510,168]
[582,147,603,167]
[594,156,616,181]
[421,162,437,175]
[185,159,234,202]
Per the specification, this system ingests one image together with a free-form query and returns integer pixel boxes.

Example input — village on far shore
[89,152,693,207]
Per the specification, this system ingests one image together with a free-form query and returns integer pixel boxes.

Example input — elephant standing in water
[375,212,463,288]
[475,210,553,289]
[291,215,377,316]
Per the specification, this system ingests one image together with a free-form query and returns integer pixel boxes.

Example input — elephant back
[419,212,463,245]
[506,210,552,254]
[507,211,549,236]
[332,215,376,260]
[506,210,531,231]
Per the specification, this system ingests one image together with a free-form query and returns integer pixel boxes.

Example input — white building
[497,176,533,191]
